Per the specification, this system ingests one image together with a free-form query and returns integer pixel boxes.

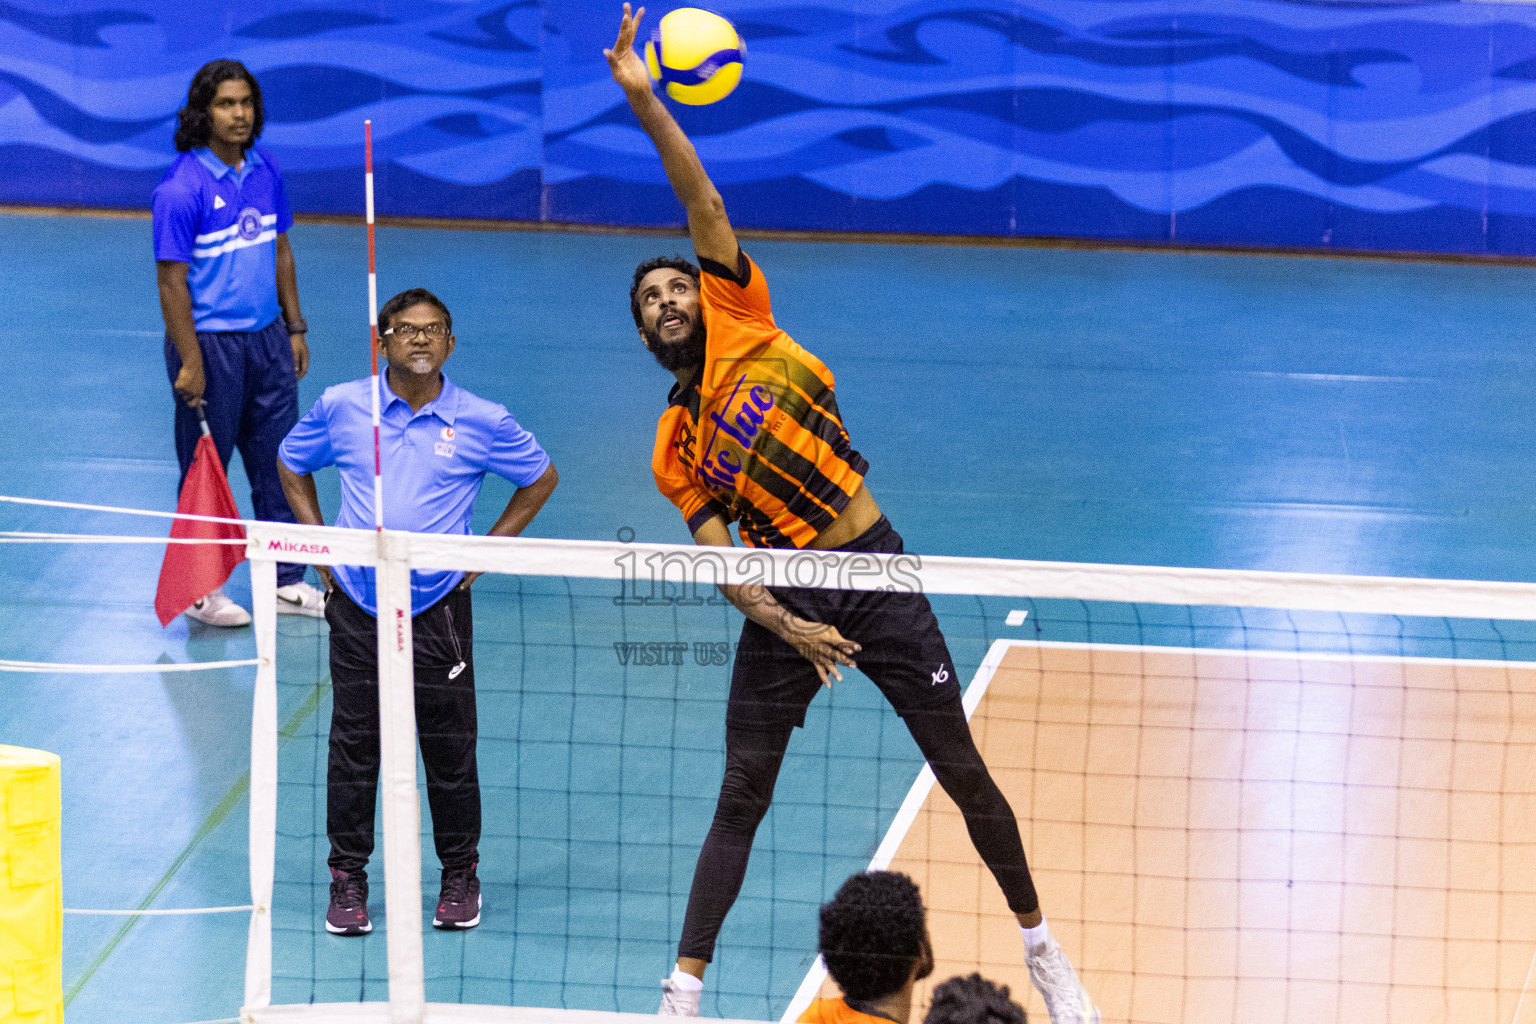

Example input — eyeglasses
[383,322,448,342]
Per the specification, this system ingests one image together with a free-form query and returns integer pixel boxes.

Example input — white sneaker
[1026,937,1100,1024]
[275,581,327,618]
[657,978,701,1017]
[185,588,252,628]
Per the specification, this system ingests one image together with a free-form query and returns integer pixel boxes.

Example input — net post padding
[378,530,426,1022]
[244,556,278,1012]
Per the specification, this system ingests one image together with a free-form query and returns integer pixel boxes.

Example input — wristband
[285,317,308,335]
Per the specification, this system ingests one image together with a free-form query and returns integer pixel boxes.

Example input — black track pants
[325,585,480,875]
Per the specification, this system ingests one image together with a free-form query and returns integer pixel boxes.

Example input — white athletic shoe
[657,978,701,1017]
[185,588,252,628]
[1026,937,1100,1024]
[276,581,327,618]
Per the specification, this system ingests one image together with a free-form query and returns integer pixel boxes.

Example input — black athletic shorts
[728,516,962,730]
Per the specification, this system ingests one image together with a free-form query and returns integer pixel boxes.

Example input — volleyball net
[7,505,1536,1024]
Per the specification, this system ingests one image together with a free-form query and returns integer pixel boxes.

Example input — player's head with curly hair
[630,255,699,328]
[922,974,1027,1024]
[630,256,705,372]
[175,60,265,153]
[819,871,934,1002]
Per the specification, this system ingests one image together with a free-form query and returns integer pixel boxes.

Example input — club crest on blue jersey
[237,207,264,241]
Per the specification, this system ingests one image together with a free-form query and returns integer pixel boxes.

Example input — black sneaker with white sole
[433,863,481,929]
[325,868,371,936]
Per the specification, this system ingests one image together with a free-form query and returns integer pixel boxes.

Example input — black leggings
[677,698,1038,962]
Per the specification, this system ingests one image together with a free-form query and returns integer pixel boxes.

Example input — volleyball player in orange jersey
[798,871,936,1024]
[605,9,1098,1023]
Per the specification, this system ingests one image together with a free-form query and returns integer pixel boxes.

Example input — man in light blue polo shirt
[277,287,558,937]
[153,58,324,627]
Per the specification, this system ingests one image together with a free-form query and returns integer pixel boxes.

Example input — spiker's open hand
[605,4,652,95]
[781,618,861,688]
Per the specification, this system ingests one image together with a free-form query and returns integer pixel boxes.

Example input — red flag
[155,433,247,627]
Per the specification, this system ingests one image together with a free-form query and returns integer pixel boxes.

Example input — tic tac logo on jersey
[694,373,775,491]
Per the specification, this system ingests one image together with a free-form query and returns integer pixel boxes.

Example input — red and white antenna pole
[365,120,383,533]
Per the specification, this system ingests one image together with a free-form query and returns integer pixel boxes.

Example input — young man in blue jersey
[278,288,559,935]
[153,59,325,626]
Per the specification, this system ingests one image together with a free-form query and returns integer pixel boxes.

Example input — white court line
[779,638,1018,1023]
[0,658,262,673]
[248,1005,774,1023]
[1512,944,1536,1024]
[65,905,254,915]
[1007,636,1536,670]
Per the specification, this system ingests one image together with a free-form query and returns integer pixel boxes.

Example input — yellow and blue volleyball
[644,8,744,106]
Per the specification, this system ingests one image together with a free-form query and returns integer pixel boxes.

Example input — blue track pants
[165,317,305,587]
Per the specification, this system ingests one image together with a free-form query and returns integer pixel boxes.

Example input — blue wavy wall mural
[6,0,1536,254]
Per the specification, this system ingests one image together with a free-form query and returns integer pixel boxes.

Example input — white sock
[1022,918,1053,953]
[670,967,704,992]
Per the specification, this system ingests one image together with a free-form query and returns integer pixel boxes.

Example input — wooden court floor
[801,639,1536,1024]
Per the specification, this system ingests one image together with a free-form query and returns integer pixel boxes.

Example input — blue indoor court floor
[3,209,1536,1023]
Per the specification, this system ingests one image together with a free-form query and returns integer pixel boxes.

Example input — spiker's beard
[644,317,706,372]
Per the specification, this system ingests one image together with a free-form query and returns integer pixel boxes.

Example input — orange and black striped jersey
[797,997,896,1024]
[652,251,868,548]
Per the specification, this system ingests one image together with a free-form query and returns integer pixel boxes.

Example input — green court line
[64,673,332,1007]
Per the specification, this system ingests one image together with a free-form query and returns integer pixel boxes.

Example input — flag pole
[365,120,383,533]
